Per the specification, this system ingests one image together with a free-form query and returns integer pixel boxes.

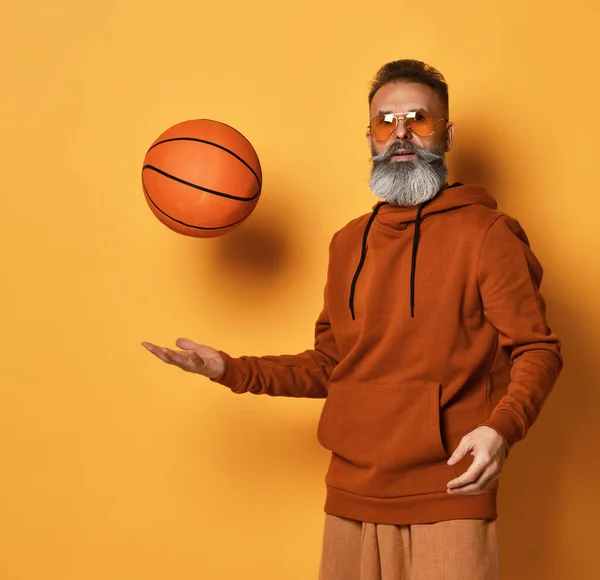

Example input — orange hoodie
[213,183,563,525]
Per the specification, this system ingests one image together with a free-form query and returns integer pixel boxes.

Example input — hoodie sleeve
[477,215,563,451]
[210,236,341,398]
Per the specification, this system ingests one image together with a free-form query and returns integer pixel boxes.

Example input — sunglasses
[368,110,448,142]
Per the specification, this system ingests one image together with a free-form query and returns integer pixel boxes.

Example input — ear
[444,121,455,152]
[366,128,372,149]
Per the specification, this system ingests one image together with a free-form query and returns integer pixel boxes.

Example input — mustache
[371,141,445,163]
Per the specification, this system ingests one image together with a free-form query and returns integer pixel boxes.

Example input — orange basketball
[142,119,262,237]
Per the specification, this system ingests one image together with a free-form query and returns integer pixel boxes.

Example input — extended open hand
[141,338,225,380]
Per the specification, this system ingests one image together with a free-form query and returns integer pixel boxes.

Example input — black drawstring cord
[348,184,461,321]
[410,202,426,317]
[348,202,388,320]
[349,197,438,321]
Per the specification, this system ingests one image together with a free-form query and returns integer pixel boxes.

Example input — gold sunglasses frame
[368,111,448,142]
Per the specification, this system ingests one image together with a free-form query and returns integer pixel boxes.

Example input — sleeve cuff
[479,408,525,452]
[210,351,247,393]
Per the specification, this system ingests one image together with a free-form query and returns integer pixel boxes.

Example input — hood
[373,183,497,230]
[349,183,497,321]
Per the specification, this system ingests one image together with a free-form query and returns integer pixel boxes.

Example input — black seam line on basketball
[147,137,261,186]
[142,165,261,202]
[142,177,249,230]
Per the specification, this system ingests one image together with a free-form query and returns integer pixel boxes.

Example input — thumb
[175,337,201,350]
[447,437,472,465]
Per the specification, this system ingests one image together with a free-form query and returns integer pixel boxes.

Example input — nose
[394,117,411,141]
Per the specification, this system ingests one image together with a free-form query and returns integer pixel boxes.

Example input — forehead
[370,81,445,117]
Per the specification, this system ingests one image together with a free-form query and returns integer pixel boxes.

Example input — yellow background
[1,0,598,578]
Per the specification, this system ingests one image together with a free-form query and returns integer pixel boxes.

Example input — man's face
[367,81,454,157]
[366,81,455,207]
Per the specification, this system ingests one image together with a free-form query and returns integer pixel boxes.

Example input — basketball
[141,119,262,237]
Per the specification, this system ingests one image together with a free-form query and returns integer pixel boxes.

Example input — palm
[141,337,225,379]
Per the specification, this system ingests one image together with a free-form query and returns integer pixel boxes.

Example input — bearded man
[142,60,563,580]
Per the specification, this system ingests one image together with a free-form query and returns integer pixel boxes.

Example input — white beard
[369,142,447,207]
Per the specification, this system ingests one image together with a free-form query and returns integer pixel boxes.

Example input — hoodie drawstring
[349,202,388,320]
[410,197,435,317]
[349,197,436,321]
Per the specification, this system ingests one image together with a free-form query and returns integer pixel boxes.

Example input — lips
[392,150,415,157]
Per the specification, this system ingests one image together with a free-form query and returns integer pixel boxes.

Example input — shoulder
[452,204,529,246]
[481,212,531,247]
[328,212,373,249]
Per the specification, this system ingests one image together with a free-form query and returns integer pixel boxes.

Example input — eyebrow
[376,107,429,115]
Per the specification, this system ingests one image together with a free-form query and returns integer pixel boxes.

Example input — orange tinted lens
[406,111,435,137]
[370,115,396,142]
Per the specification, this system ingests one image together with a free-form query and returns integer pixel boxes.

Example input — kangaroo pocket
[317,381,459,498]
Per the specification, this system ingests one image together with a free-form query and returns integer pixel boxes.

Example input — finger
[142,342,170,361]
[476,471,500,492]
[447,458,487,489]
[162,348,195,369]
[447,436,474,466]
[175,337,201,350]
[142,342,161,353]
[448,467,490,495]
[448,467,497,495]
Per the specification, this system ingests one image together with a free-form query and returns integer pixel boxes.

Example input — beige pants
[319,515,500,580]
